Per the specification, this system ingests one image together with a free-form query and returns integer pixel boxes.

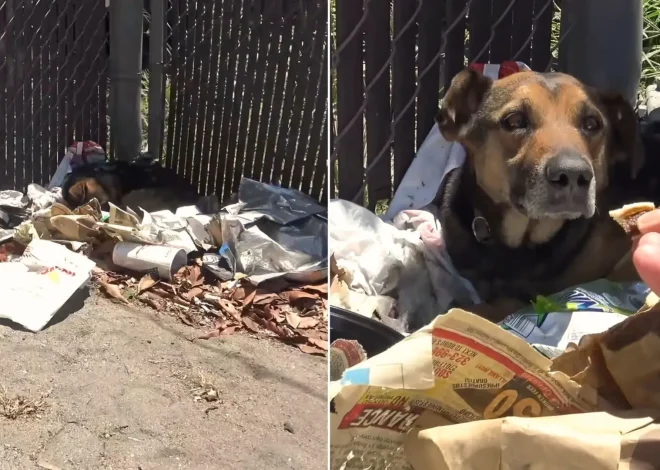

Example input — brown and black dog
[435,68,651,322]
[63,166,122,208]
[62,160,201,212]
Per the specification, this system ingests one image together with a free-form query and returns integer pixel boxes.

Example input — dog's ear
[598,91,644,179]
[436,68,492,141]
[67,182,87,207]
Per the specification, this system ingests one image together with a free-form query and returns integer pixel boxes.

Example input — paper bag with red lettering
[330,309,597,470]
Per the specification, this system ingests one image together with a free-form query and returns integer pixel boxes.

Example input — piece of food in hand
[609,202,656,235]
[643,291,660,311]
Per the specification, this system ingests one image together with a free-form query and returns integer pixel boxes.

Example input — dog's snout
[545,153,594,190]
[535,152,595,218]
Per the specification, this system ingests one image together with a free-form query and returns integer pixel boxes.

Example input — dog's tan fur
[67,177,116,208]
[436,69,644,319]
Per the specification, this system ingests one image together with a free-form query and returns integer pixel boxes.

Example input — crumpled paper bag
[330,309,598,470]
[551,301,660,410]
[404,411,660,470]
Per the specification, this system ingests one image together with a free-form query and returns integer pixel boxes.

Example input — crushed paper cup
[112,242,187,280]
[330,339,367,381]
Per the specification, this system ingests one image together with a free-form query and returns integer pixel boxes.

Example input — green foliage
[642,0,660,91]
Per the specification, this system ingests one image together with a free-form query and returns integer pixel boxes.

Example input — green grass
[642,0,660,95]
[550,0,660,100]
[141,71,150,152]
[140,71,172,156]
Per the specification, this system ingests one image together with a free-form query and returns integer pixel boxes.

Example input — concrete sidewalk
[0,289,327,469]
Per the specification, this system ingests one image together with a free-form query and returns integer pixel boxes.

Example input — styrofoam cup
[112,242,187,280]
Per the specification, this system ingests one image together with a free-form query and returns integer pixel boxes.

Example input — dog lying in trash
[61,156,204,213]
[431,68,657,323]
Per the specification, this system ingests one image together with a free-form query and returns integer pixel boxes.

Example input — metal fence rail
[0,0,109,191]
[331,0,560,208]
[151,0,328,203]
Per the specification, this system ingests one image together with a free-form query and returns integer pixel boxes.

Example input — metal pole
[148,0,165,161]
[109,0,144,161]
[558,0,643,106]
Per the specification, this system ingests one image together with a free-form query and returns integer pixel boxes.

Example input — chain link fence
[147,0,328,203]
[0,0,327,205]
[0,0,109,191]
[331,0,567,208]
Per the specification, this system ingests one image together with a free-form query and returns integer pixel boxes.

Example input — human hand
[632,209,660,294]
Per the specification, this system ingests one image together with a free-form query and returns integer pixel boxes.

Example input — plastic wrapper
[225,177,325,225]
[201,243,237,281]
[500,280,649,358]
[219,178,327,284]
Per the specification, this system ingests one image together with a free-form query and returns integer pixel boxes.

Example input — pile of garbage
[94,263,328,355]
[330,61,660,467]
[330,297,660,469]
[0,142,328,355]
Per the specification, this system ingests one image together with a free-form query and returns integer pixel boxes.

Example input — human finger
[636,209,660,235]
[633,235,660,294]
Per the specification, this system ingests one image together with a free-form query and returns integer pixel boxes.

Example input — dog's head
[437,69,643,220]
[66,177,111,209]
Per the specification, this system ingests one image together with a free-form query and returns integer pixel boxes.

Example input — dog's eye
[581,115,602,133]
[501,112,528,131]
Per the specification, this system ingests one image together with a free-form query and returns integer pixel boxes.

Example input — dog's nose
[545,153,594,190]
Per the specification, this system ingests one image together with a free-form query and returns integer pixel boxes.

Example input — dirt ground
[0,287,327,470]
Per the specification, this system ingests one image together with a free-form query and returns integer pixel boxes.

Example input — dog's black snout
[545,153,594,190]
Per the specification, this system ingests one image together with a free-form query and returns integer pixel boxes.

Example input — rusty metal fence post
[109,0,144,161]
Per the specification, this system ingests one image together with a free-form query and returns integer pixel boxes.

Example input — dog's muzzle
[542,152,595,218]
